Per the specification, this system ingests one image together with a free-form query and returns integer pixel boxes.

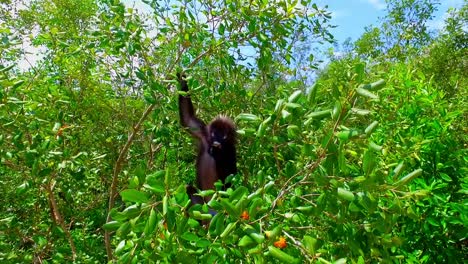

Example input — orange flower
[274,236,287,249]
[56,124,71,138]
[240,211,249,220]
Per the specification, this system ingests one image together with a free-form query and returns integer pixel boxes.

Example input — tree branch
[104,103,156,260]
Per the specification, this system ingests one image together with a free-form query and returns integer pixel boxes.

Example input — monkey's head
[208,116,236,154]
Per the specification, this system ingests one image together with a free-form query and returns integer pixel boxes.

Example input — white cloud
[427,1,466,31]
[330,9,350,19]
[427,17,445,31]
[121,0,152,14]
[364,0,386,10]
[443,0,464,7]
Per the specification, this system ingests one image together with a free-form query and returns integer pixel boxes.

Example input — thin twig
[104,103,156,260]
[283,231,313,262]
[45,180,77,260]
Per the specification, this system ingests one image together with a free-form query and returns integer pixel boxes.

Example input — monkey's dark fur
[177,73,237,204]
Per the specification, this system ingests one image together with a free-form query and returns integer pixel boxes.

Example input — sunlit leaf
[268,246,299,263]
[236,113,260,122]
[337,188,355,201]
[103,221,121,231]
[288,90,302,103]
[121,189,149,203]
[395,169,423,186]
[356,87,379,100]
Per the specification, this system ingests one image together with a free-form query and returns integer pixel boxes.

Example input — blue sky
[123,0,465,44]
[318,0,466,44]
[19,0,466,70]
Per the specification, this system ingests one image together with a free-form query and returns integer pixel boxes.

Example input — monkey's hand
[176,72,189,92]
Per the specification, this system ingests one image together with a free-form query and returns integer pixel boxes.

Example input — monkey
[177,73,237,204]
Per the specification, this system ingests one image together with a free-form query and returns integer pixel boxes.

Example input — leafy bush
[1,0,466,263]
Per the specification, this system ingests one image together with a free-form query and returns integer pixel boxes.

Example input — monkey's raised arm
[177,73,207,141]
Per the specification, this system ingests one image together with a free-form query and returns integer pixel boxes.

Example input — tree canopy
[0,0,466,263]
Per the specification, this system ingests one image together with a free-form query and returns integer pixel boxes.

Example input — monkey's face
[208,117,236,155]
[210,130,228,151]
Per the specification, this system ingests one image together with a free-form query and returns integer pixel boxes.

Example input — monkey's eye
[223,135,227,140]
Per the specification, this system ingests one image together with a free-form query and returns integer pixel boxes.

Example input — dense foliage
[0,0,466,263]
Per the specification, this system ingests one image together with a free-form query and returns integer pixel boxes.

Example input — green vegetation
[1,0,466,263]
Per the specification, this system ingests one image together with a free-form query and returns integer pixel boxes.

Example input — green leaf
[121,205,141,219]
[103,221,121,231]
[144,208,157,236]
[356,87,379,100]
[135,69,146,80]
[350,108,371,115]
[308,83,319,105]
[349,202,361,212]
[0,64,15,72]
[308,109,332,119]
[220,199,239,218]
[288,90,302,103]
[363,150,376,176]
[358,79,385,91]
[336,130,360,141]
[248,198,263,219]
[195,238,211,248]
[354,63,365,82]
[192,211,212,220]
[238,235,255,247]
[296,206,313,214]
[214,213,225,235]
[248,231,265,244]
[392,162,405,180]
[115,240,126,254]
[120,189,149,203]
[259,33,268,42]
[334,258,347,264]
[265,226,282,241]
[268,246,299,264]
[364,121,378,136]
[274,99,284,112]
[337,188,355,201]
[116,222,131,237]
[439,173,452,182]
[281,109,291,119]
[236,113,260,122]
[143,90,156,104]
[357,256,365,264]
[163,195,168,215]
[370,79,385,90]
[144,171,165,193]
[248,20,256,32]
[12,80,25,89]
[16,182,29,195]
[427,217,439,227]
[287,125,300,138]
[150,81,166,92]
[230,186,248,202]
[332,101,342,119]
[303,235,318,254]
[218,23,225,35]
[220,222,237,238]
[181,232,199,242]
[395,169,423,186]
[256,122,266,137]
[198,189,215,197]
[369,141,383,152]
[285,102,302,110]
